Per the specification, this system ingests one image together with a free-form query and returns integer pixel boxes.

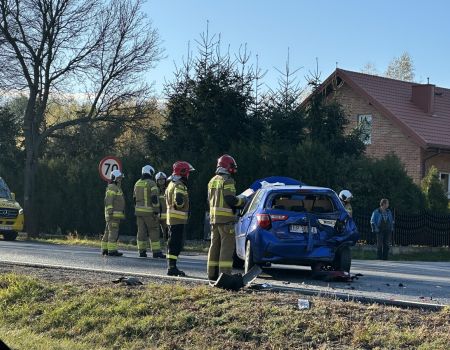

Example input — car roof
[262,185,335,192]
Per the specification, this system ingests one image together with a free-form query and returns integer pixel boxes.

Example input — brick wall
[330,83,423,184]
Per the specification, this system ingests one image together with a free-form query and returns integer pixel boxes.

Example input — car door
[235,190,263,259]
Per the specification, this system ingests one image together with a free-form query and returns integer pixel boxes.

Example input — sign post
[98,156,122,182]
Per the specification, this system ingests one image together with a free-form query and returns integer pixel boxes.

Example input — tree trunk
[23,97,40,237]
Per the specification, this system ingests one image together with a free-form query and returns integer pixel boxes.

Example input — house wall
[330,83,423,184]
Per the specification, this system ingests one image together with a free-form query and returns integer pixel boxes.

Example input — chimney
[411,84,435,114]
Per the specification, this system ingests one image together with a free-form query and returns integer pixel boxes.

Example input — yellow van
[0,177,24,240]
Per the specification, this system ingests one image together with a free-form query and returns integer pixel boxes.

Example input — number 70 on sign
[98,156,122,182]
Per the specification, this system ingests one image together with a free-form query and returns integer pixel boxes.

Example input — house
[310,68,450,197]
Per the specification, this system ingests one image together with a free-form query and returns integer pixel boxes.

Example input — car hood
[0,198,22,210]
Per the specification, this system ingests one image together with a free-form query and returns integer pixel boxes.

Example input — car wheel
[333,246,351,272]
[2,231,18,241]
[232,250,244,269]
[244,240,255,274]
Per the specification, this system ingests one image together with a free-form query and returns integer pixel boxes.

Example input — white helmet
[339,190,353,201]
[110,169,124,180]
[155,171,167,181]
[142,165,155,176]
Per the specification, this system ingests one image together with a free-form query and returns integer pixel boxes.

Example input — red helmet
[217,154,237,174]
[172,161,195,177]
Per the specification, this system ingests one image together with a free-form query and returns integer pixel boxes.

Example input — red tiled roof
[330,69,450,149]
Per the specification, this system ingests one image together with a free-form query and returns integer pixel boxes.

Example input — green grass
[351,248,450,261]
[0,273,449,349]
[23,235,210,253]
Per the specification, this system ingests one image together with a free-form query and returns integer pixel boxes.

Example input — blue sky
[145,0,450,97]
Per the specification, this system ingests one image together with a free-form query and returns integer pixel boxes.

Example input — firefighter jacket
[208,174,245,224]
[104,183,125,220]
[134,178,159,216]
[165,180,189,225]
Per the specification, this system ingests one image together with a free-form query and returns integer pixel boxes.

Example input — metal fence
[354,210,450,247]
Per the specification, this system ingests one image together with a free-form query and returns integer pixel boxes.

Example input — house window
[357,114,372,145]
[439,172,450,199]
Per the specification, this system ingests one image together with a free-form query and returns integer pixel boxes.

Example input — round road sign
[98,156,122,182]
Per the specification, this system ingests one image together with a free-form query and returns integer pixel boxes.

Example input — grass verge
[1,273,449,349]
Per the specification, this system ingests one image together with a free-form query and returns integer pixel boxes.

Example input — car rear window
[267,192,336,213]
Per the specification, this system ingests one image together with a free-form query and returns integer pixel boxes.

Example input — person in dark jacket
[370,198,394,260]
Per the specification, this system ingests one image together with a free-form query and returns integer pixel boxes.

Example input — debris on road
[112,276,143,286]
[297,299,311,310]
[213,265,263,291]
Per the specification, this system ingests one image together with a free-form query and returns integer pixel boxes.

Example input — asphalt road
[1,240,449,305]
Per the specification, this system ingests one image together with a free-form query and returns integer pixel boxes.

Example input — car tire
[244,240,255,274]
[2,231,18,241]
[232,250,244,269]
[333,246,351,272]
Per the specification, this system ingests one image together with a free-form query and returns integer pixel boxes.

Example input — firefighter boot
[139,250,148,258]
[153,251,166,259]
[167,258,185,276]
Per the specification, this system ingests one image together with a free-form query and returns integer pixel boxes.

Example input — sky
[144,0,450,97]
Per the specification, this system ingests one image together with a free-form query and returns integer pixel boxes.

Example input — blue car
[235,177,359,273]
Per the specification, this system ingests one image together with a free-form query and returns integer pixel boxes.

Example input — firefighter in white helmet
[102,169,125,256]
[133,165,165,258]
[155,171,168,240]
[339,189,353,217]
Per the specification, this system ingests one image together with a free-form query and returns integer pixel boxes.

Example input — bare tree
[385,52,415,82]
[0,0,162,235]
[360,62,379,76]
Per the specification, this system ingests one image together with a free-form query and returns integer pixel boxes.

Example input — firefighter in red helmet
[165,161,195,276]
[207,154,246,280]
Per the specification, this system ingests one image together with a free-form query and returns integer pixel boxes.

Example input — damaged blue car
[235,177,359,273]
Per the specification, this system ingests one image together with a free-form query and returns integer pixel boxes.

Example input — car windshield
[267,192,337,213]
[0,178,12,199]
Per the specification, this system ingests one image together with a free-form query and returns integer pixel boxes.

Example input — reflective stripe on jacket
[208,174,242,224]
[166,180,189,225]
[134,178,159,216]
[104,183,125,220]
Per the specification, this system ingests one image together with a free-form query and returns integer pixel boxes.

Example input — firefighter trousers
[167,224,184,268]
[136,214,161,253]
[101,218,120,252]
[207,223,235,280]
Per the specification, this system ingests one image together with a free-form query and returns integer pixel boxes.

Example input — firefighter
[155,171,168,240]
[134,165,165,258]
[207,154,246,281]
[339,190,353,217]
[101,169,125,256]
[165,161,194,276]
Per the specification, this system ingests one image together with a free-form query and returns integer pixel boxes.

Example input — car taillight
[257,214,271,229]
[256,214,288,229]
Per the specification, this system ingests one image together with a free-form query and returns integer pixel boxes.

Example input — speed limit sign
[98,156,122,182]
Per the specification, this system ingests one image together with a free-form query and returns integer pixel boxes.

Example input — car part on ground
[212,265,263,291]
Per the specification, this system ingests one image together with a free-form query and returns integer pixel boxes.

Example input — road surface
[1,240,449,305]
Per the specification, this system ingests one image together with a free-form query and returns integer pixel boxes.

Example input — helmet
[110,169,124,181]
[339,190,353,201]
[217,154,237,174]
[172,161,195,177]
[142,165,155,176]
[155,171,167,181]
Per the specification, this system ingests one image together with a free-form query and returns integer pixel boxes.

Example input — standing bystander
[370,198,394,260]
